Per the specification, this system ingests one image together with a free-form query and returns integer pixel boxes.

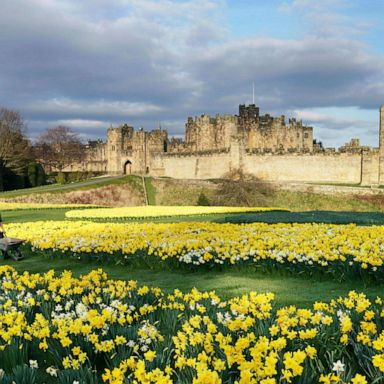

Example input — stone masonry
[69,104,384,186]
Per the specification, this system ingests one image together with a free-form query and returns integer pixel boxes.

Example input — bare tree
[34,126,85,171]
[214,169,274,207]
[0,107,31,175]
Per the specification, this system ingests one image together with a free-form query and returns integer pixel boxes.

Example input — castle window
[304,133,308,139]
[163,140,168,152]
[112,145,115,151]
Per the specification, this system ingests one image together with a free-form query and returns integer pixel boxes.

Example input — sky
[1,0,384,148]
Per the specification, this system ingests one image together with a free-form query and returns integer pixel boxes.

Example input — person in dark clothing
[0,214,5,238]
[0,214,7,259]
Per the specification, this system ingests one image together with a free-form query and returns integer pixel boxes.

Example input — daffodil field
[5,221,384,281]
[0,266,383,384]
[2,202,384,383]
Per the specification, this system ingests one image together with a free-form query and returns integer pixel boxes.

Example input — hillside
[1,175,384,211]
[0,175,145,206]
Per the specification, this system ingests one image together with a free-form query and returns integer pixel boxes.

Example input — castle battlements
[66,104,383,186]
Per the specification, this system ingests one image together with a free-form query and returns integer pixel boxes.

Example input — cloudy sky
[1,0,384,147]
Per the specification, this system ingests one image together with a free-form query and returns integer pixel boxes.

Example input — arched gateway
[123,160,132,175]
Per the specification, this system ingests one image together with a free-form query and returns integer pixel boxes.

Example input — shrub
[67,171,83,183]
[1,167,25,190]
[196,191,210,206]
[55,172,66,184]
[36,163,46,186]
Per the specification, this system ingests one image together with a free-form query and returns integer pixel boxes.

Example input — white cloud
[25,99,165,118]
[55,119,108,129]
[0,0,383,148]
[290,106,379,147]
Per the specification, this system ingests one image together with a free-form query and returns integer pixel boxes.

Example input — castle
[75,104,384,186]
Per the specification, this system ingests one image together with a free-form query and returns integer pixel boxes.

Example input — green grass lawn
[219,210,384,225]
[0,209,267,224]
[1,209,68,222]
[144,176,157,205]
[1,207,384,308]
[4,208,384,225]
[3,253,383,308]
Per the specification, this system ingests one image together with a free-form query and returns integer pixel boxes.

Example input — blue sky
[0,0,383,147]
[225,1,302,39]
[225,0,384,47]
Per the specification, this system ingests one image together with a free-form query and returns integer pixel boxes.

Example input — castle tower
[238,104,259,121]
[106,124,133,174]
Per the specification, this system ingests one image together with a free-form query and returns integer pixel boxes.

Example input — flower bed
[5,221,384,281]
[0,266,383,383]
[65,206,287,220]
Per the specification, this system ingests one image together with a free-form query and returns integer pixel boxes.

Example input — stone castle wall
[243,153,363,184]
[63,104,384,186]
[152,145,370,184]
[152,152,231,179]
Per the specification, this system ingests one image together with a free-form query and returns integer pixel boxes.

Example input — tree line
[0,106,85,191]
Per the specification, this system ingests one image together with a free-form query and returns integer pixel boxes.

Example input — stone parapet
[163,149,230,158]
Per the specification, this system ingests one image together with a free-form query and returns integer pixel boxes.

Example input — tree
[34,126,85,172]
[0,107,32,190]
[214,169,274,207]
[196,191,210,206]
[27,162,46,187]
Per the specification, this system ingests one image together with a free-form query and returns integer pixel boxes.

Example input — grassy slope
[1,176,381,211]
[153,178,216,207]
[271,190,378,211]
[144,177,157,205]
[152,177,380,211]
[0,175,143,198]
